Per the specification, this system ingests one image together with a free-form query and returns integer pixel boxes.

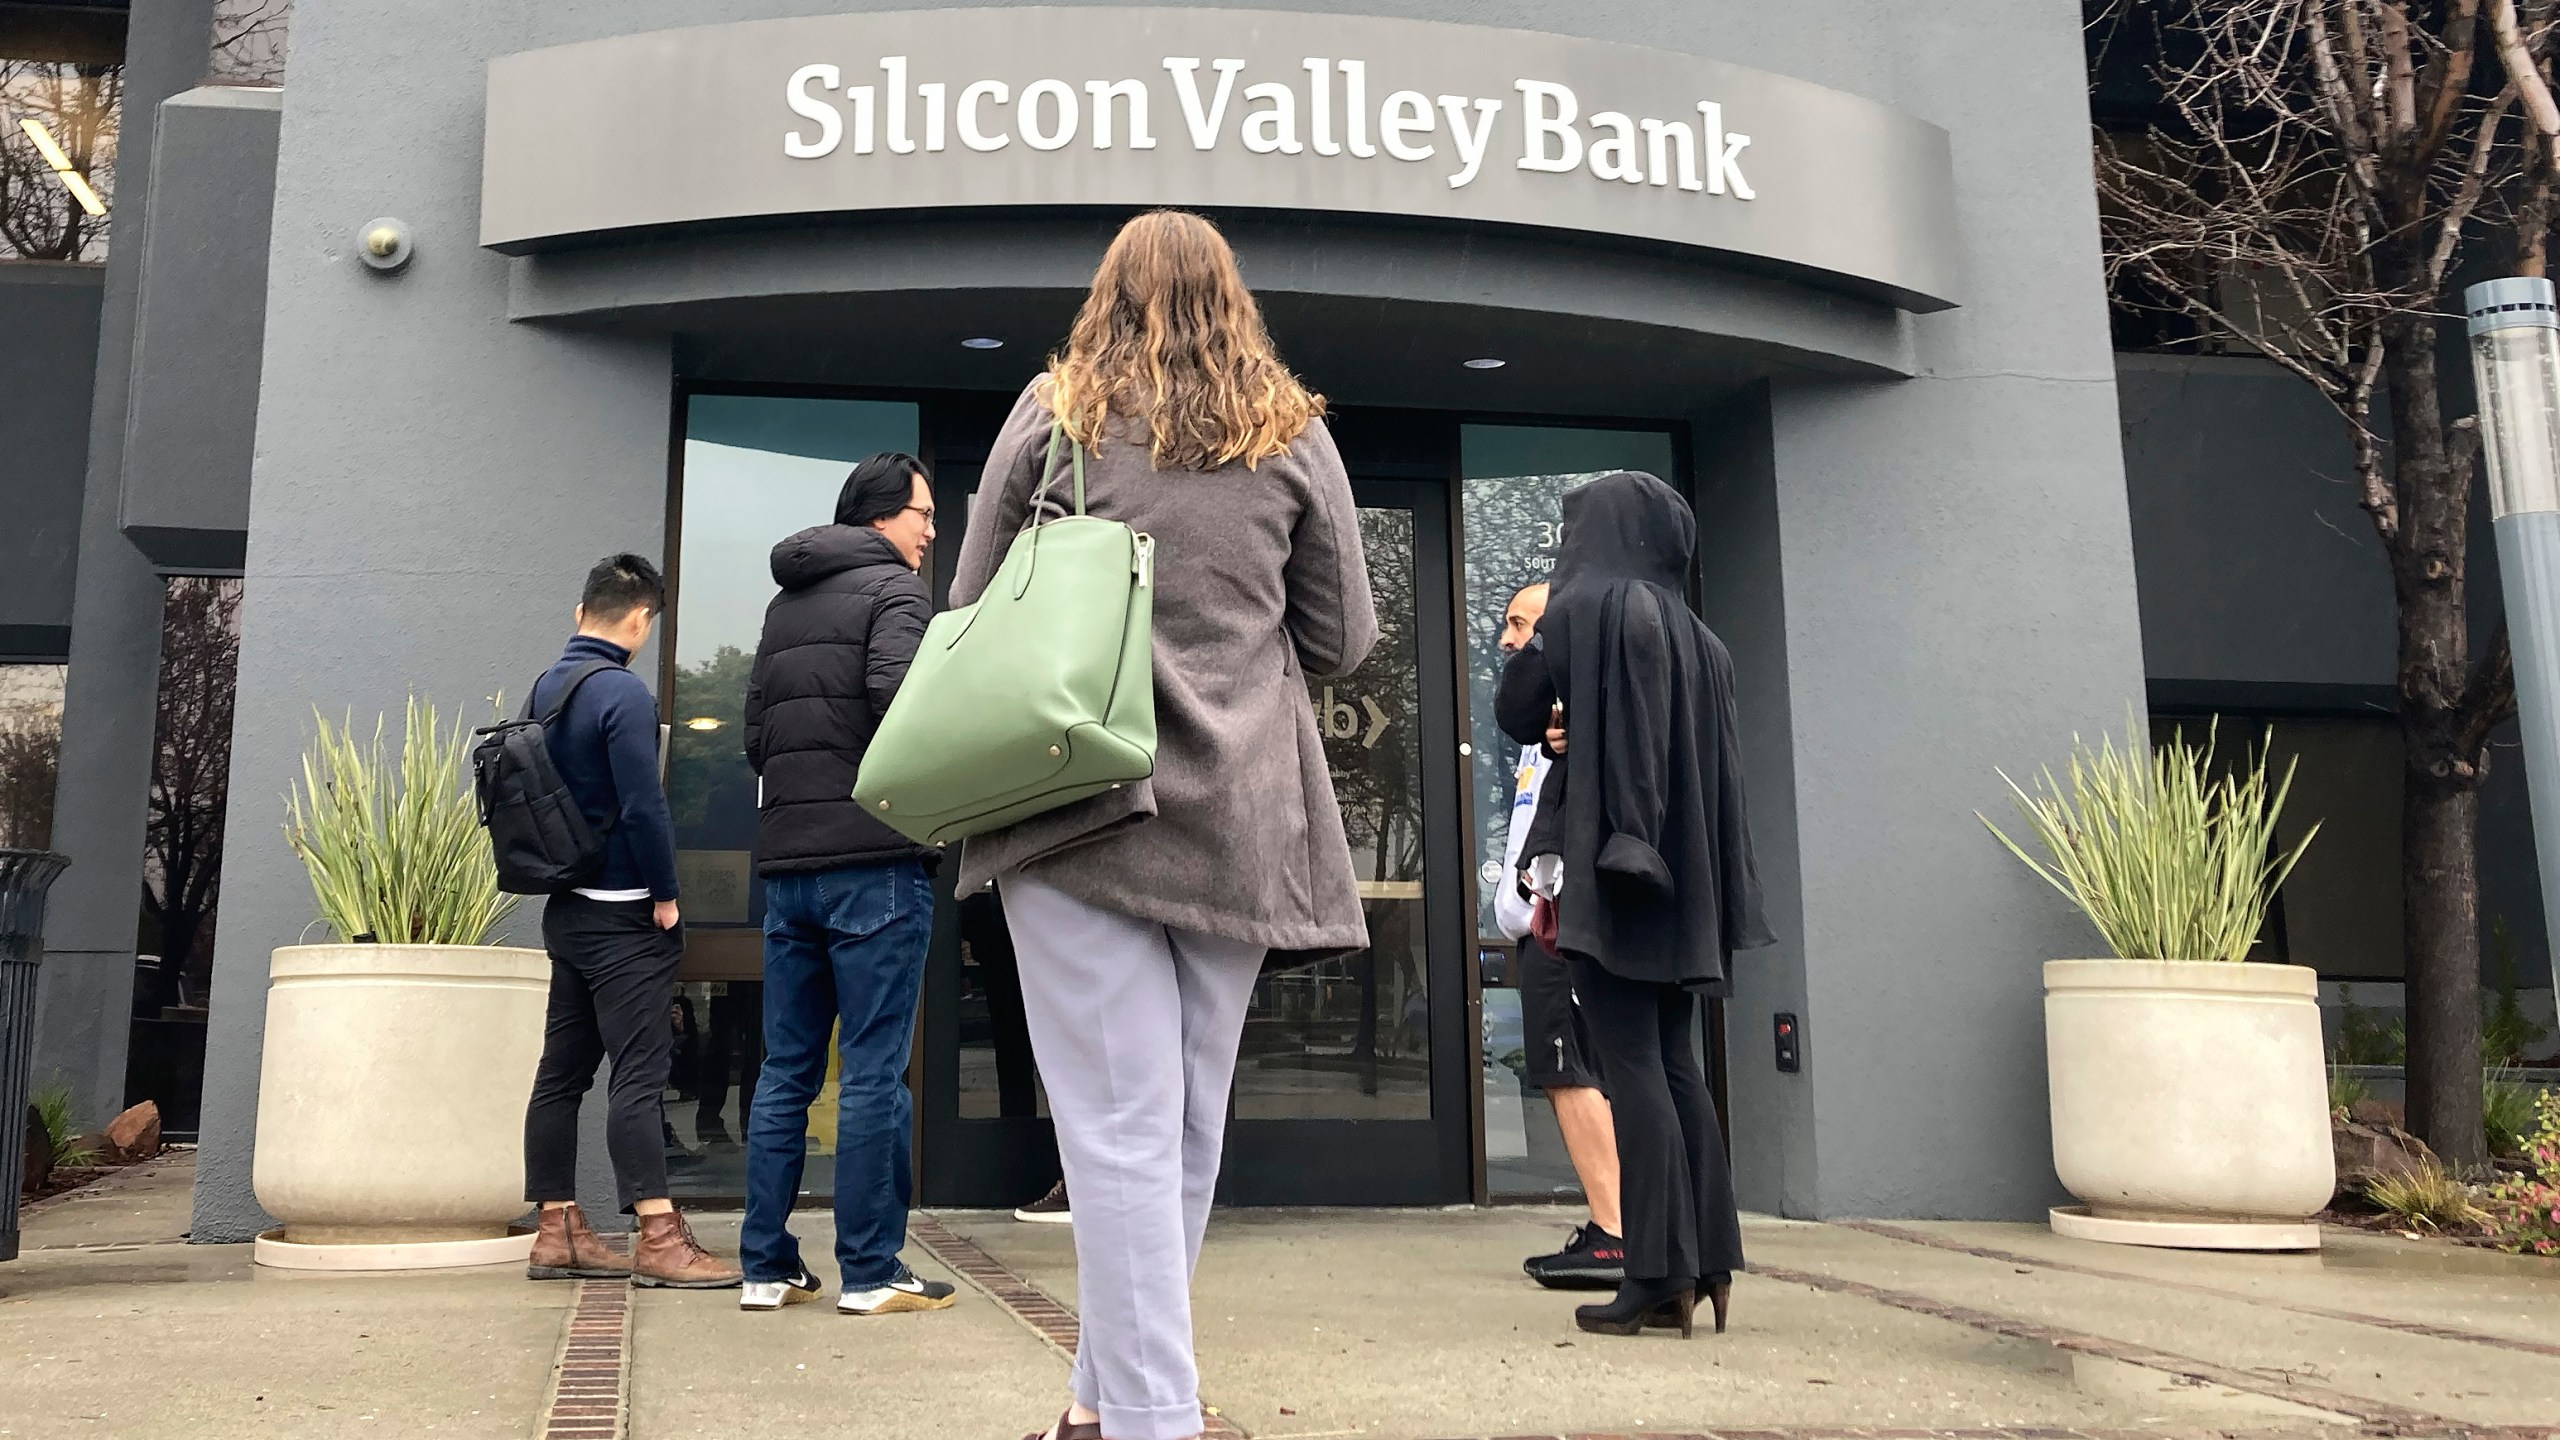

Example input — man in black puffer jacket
[735,452,957,1319]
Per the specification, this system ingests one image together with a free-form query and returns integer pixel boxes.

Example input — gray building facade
[5,0,2530,1244]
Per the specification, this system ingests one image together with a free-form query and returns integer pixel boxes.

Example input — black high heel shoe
[1647,1271,1732,1334]
[1575,1275,1696,1337]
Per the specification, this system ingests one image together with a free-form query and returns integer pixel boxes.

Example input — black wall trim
[125,525,248,572]
[2148,679,2399,718]
[0,626,72,663]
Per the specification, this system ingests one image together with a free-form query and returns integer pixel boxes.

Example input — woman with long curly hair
[951,210,1378,1440]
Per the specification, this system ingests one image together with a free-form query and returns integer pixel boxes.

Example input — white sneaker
[838,1262,957,1315]
[738,1268,821,1311]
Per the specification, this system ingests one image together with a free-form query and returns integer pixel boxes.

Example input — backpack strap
[528,659,620,725]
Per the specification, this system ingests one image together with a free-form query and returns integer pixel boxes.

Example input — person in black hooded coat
[1496,469,1774,1340]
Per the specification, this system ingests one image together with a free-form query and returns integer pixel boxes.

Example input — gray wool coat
[949,379,1380,955]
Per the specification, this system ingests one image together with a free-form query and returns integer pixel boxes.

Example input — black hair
[836,451,929,527]
[579,552,665,624]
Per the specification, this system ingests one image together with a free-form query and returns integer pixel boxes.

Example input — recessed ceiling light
[961,336,1005,350]
[683,716,722,731]
[1462,357,1506,370]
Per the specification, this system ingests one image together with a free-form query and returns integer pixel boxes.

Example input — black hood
[770,524,908,590]
[1549,471,1694,596]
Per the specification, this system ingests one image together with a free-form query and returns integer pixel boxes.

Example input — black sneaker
[838,1261,957,1315]
[1013,1180,1071,1225]
[1523,1222,1626,1290]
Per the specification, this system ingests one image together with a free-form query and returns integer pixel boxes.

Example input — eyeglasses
[900,504,936,524]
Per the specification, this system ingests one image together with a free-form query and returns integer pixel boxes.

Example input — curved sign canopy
[480,7,1962,311]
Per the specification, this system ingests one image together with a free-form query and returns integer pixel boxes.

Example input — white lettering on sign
[1314,686,1395,749]
[778,54,1753,200]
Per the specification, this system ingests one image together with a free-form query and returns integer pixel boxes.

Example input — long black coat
[743,525,937,874]
[1496,471,1773,990]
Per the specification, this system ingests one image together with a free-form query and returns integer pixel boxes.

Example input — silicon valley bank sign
[480,7,1963,310]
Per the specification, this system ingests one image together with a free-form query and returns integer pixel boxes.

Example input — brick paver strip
[535,1261,633,1440]
[910,1213,1248,1440]
[1750,1260,2448,1430]
[1839,1219,2560,1361]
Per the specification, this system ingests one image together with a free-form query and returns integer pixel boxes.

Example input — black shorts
[1517,935,1605,1092]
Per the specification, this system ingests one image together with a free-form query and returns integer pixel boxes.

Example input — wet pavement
[1,1155,2554,1439]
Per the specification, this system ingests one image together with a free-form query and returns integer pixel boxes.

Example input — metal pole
[2464,276,2560,1018]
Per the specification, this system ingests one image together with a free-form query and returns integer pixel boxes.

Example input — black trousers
[524,894,683,1210]
[1569,955,1744,1283]
[961,891,1039,1117]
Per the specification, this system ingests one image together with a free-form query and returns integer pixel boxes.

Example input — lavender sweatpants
[999,875,1266,1440]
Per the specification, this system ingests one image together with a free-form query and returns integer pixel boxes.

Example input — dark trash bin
[0,850,70,1262]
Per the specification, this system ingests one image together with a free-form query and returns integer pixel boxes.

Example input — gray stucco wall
[0,265,102,661]
[120,86,281,572]
[38,0,219,1131]
[194,0,2146,1233]
[1733,3,2146,1219]
[1693,386,1818,1219]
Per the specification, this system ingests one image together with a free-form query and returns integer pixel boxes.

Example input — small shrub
[2483,918,2551,1067]
[30,1081,98,1169]
[2367,1154,2480,1233]
[2334,996,2406,1067]
[2483,1091,2560,1257]
[2484,1069,2541,1158]
[2329,1064,2370,1118]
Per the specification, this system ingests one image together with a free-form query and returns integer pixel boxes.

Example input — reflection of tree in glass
[1285,508,1431,1071]
[1461,474,1601,938]
[208,0,291,86]
[1327,509,1421,883]
[143,578,241,1010]
[0,682,62,850]
[667,645,755,843]
[1,60,120,261]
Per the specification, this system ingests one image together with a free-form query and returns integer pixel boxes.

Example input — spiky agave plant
[1982,715,2317,963]
[285,696,514,945]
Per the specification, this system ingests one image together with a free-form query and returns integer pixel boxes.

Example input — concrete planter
[251,944,548,1269]
[2044,959,2335,1251]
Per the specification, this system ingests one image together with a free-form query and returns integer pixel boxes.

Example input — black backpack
[472,660,619,895]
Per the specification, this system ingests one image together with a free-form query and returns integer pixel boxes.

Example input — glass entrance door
[917,470,1472,1207]
[1217,479,1470,1204]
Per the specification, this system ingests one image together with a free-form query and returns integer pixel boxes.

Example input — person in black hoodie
[734,452,958,1318]
[1497,470,1774,1341]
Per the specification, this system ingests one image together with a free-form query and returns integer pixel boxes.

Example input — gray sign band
[480,7,1962,311]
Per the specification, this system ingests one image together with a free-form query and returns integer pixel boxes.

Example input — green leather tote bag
[854,423,1156,846]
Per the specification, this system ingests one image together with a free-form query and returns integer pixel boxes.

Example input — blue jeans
[739,860,933,1287]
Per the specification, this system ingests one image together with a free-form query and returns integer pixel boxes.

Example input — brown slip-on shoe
[527,1203,631,1281]
[631,1210,742,1289]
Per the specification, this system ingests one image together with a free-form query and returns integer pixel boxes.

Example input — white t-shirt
[1494,744,1551,941]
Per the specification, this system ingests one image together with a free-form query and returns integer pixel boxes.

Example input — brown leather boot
[631,1210,742,1289]
[527,1203,630,1281]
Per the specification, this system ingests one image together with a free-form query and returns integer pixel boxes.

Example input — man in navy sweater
[519,554,740,1289]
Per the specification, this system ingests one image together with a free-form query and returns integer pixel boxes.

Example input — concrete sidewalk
[1,1155,2554,1439]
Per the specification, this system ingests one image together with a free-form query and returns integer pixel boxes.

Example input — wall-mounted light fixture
[1462,357,1507,370]
[683,716,723,732]
[961,337,1005,350]
[357,216,413,273]
[17,117,106,217]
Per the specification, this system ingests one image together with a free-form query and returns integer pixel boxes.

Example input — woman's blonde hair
[1046,210,1324,471]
